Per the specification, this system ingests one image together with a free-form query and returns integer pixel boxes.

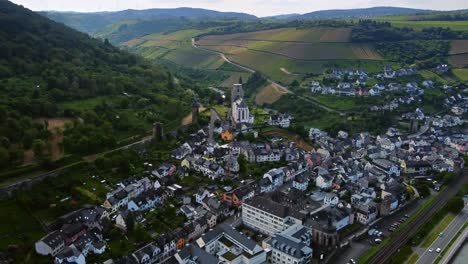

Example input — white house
[292,174,309,191]
[35,231,66,256]
[323,193,339,206]
[269,113,292,128]
[54,245,85,264]
[356,204,378,225]
[316,174,333,189]
[196,188,211,204]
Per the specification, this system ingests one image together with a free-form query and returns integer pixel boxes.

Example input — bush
[447,197,464,214]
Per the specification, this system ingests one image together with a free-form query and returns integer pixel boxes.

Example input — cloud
[9,0,468,16]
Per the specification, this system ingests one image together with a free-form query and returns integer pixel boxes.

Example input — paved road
[415,205,468,264]
[333,198,426,264]
[367,170,468,264]
[191,38,344,115]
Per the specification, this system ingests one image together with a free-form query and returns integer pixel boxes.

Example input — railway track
[367,170,468,264]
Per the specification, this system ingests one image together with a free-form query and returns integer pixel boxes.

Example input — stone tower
[153,122,163,142]
[410,119,419,134]
[231,83,244,103]
[192,101,200,124]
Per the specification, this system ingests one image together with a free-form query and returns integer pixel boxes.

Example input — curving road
[191,38,344,115]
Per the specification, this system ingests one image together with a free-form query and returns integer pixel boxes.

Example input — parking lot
[333,197,427,264]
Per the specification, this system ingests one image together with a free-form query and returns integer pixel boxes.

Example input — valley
[0,1,467,264]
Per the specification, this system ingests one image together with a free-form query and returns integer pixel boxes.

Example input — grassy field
[195,26,388,84]
[58,96,112,111]
[0,201,44,249]
[213,105,229,119]
[123,27,229,71]
[219,72,252,88]
[201,40,382,61]
[453,69,468,82]
[449,53,468,68]
[255,83,288,105]
[450,40,468,55]
[163,46,225,69]
[421,213,456,247]
[373,17,468,31]
[419,70,449,84]
[309,94,366,111]
[407,253,419,264]
[198,27,352,43]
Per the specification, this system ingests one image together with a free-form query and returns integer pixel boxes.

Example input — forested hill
[0,0,192,167]
[269,7,432,20]
[42,7,257,34]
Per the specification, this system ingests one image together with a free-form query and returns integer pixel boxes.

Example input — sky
[9,0,468,17]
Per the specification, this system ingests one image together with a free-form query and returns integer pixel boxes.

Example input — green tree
[126,212,135,233]
[447,197,464,213]
[238,154,247,175]
[32,139,46,159]
[0,147,10,167]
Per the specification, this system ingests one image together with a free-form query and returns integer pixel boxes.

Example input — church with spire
[231,83,254,130]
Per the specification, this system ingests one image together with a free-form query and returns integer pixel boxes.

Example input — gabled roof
[39,230,66,249]
[244,196,303,220]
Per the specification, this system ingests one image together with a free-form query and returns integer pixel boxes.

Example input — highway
[367,170,468,264]
[415,205,468,264]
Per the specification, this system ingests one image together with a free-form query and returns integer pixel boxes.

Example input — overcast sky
[9,0,468,17]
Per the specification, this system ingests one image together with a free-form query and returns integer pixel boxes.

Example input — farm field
[419,70,450,84]
[123,28,227,70]
[450,40,468,55]
[201,41,382,61]
[198,27,352,43]
[219,72,252,88]
[453,69,468,82]
[196,27,387,84]
[373,17,468,31]
[449,53,468,68]
[163,46,225,69]
[308,94,366,111]
[255,83,289,105]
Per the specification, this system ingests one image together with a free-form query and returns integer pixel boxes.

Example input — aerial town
[33,80,466,264]
[1,1,467,264]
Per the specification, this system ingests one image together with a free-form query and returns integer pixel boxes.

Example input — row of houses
[35,206,108,263]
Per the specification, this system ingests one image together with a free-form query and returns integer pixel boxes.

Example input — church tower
[231,83,244,103]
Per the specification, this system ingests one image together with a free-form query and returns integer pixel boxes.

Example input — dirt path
[280,67,299,76]
[181,106,206,125]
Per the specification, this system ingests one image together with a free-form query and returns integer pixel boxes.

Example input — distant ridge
[267,6,433,20]
[42,7,257,34]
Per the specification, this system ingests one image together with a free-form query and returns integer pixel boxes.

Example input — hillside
[42,7,257,34]
[0,0,192,170]
[195,27,385,84]
[270,7,432,20]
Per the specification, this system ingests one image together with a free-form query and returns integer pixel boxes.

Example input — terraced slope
[196,27,384,84]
